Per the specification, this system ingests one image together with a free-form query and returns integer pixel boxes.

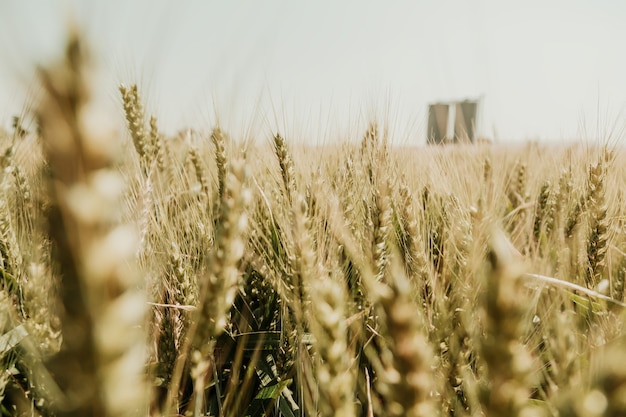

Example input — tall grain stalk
[310,275,355,417]
[585,158,609,288]
[39,32,147,416]
[367,256,437,417]
[165,157,251,415]
[479,230,535,417]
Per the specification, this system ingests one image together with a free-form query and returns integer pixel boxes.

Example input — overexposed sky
[0,0,625,144]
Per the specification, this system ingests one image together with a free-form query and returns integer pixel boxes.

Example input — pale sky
[1,1,625,144]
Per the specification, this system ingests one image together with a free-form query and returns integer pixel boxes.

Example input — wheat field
[1,33,626,417]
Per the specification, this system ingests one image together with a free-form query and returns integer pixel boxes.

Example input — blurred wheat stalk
[38,31,147,416]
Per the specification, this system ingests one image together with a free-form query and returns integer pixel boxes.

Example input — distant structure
[427,103,449,145]
[427,99,479,144]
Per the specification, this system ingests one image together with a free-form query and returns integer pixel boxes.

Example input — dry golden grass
[2,33,626,417]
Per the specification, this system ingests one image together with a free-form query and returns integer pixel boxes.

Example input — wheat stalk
[39,31,147,416]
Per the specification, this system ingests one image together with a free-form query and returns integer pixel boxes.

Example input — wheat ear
[40,32,147,416]
[479,229,535,417]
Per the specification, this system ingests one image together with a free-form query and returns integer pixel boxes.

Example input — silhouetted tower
[454,100,478,143]
[427,103,449,144]
[427,99,479,144]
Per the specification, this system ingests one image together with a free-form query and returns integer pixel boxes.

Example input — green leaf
[255,378,291,400]
[278,394,298,417]
[569,293,604,314]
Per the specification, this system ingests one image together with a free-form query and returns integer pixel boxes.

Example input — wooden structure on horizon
[427,99,479,144]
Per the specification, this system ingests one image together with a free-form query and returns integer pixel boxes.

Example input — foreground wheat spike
[398,183,427,277]
[38,33,146,416]
[359,122,379,162]
[533,180,553,245]
[565,159,602,242]
[585,159,609,288]
[193,158,251,344]
[169,157,252,414]
[273,133,296,205]
[310,275,355,417]
[479,230,535,417]
[188,145,210,198]
[211,127,228,203]
[149,115,167,171]
[365,255,436,417]
[119,83,150,171]
[372,184,392,282]
[361,123,387,187]
[292,194,316,318]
